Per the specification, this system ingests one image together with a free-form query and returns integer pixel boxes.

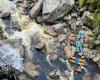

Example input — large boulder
[42,0,75,22]
[29,0,43,18]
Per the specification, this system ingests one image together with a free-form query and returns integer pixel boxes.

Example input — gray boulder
[29,0,43,18]
[42,0,75,22]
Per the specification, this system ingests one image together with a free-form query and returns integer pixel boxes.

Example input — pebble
[34,41,45,50]
[63,14,71,21]
[93,56,100,62]
[24,61,40,78]
[35,16,43,23]
[58,34,66,43]
[48,52,59,61]
[71,12,77,18]
[44,27,57,37]
[71,23,76,30]
[17,74,32,80]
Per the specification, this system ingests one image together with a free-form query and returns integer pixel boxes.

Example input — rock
[34,41,45,50]
[35,16,44,23]
[83,73,90,80]
[71,12,77,18]
[56,27,65,34]
[24,61,40,78]
[49,70,56,77]
[17,74,32,80]
[71,19,76,23]
[29,0,43,18]
[93,73,100,80]
[44,27,57,37]
[1,12,11,19]
[97,35,100,40]
[95,40,100,45]
[89,54,95,59]
[71,23,76,30]
[81,26,87,30]
[23,2,30,15]
[93,56,100,62]
[58,34,66,43]
[51,22,67,30]
[77,17,81,21]
[76,20,83,26]
[48,52,59,61]
[42,0,75,22]
[80,5,87,12]
[63,14,71,21]
[63,28,69,34]
[83,48,89,57]
[82,11,93,28]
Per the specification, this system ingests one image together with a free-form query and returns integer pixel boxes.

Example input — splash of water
[0,43,23,72]
[0,0,17,14]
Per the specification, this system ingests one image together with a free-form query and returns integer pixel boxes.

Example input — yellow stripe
[70,57,84,62]
[69,59,85,65]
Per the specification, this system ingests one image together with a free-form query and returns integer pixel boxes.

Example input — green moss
[96,46,100,54]
[93,11,100,41]
[87,1,100,46]
[88,0,100,11]
[87,40,95,48]
[94,11,100,20]
[79,0,84,8]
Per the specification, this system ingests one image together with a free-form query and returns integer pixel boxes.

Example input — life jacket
[75,40,83,54]
[78,31,86,39]
[69,56,85,66]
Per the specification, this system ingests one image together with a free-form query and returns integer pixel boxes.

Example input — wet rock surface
[42,0,75,22]
[23,61,40,78]
[29,0,43,18]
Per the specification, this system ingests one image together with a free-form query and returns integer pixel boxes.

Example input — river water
[0,0,100,80]
[31,49,100,80]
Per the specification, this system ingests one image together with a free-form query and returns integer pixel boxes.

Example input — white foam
[0,43,23,72]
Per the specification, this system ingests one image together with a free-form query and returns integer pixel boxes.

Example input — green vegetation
[88,0,100,12]
[79,0,84,8]
[87,40,95,48]
[87,0,100,48]
[96,46,100,54]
